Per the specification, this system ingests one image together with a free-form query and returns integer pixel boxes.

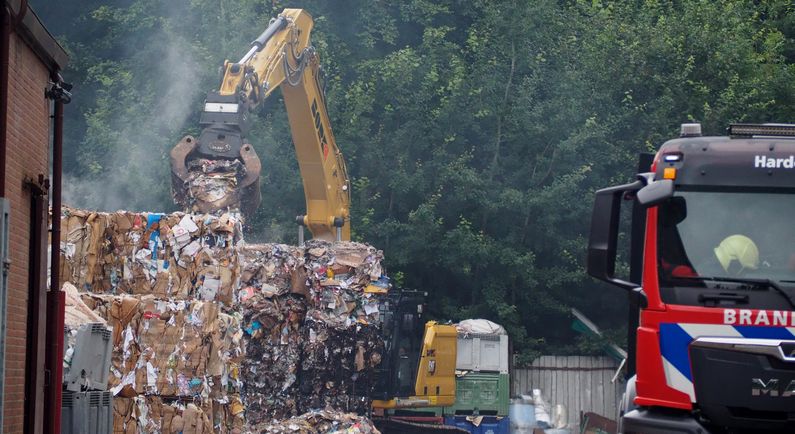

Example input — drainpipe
[44,73,67,434]
[44,93,64,434]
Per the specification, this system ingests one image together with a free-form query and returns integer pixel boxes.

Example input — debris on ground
[250,409,381,434]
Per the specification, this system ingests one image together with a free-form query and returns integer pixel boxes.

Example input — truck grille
[690,337,795,431]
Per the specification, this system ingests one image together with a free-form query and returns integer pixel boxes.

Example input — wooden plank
[544,355,552,402]
[514,367,522,395]
[599,358,609,417]
[580,356,590,428]
[525,365,532,396]
[572,356,579,428]
[592,358,603,417]
[605,360,613,418]
[557,356,563,401]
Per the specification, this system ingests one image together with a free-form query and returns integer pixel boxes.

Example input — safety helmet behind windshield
[714,234,759,274]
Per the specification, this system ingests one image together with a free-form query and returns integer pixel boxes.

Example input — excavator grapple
[170,134,261,217]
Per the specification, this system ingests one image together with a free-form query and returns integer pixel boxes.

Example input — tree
[31,0,795,356]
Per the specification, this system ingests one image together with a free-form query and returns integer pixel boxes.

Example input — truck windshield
[657,190,795,285]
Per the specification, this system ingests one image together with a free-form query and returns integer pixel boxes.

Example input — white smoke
[63,7,204,213]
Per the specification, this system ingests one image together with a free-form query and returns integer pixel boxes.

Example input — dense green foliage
[33,0,795,358]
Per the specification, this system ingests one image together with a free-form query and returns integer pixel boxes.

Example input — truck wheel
[617,375,637,434]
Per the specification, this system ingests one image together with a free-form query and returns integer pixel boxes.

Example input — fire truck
[588,123,795,433]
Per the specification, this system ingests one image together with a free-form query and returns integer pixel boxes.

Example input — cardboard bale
[298,320,384,414]
[303,240,387,329]
[79,294,243,400]
[239,294,306,423]
[112,396,218,434]
[238,243,306,301]
[60,207,242,303]
[112,396,137,434]
[203,395,246,434]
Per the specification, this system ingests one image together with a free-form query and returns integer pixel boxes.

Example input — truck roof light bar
[680,123,702,137]
[728,123,795,138]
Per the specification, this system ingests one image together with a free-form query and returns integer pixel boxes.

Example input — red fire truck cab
[588,123,795,433]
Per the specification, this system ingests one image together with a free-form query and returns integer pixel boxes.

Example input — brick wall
[3,30,51,434]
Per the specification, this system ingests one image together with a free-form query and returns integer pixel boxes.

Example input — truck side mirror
[636,179,674,207]
[587,180,643,291]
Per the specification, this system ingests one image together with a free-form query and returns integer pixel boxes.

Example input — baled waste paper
[182,158,246,214]
[298,320,384,415]
[112,395,241,434]
[79,293,245,401]
[60,208,388,432]
[239,293,306,421]
[236,241,387,425]
[60,207,242,303]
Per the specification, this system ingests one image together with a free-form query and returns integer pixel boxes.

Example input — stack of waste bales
[236,241,388,425]
[111,396,219,433]
[298,240,387,414]
[298,320,384,414]
[60,207,247,432]
[77,294,247,433]
[58,207,389,432]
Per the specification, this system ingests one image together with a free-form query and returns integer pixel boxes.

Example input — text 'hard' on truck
[588,123,795,433]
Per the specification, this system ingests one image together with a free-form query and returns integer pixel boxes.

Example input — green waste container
[446,372,509,416]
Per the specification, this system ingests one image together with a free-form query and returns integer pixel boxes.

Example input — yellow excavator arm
[170,9,351,241]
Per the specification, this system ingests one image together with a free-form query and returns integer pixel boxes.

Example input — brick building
[1,1,68,433]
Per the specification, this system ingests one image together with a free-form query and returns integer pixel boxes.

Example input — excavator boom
[170,9,350,241]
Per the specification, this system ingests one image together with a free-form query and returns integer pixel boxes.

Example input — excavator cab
[371,291,462,434]
[373,291,426,401]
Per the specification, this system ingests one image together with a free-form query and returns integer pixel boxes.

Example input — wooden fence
[512,355,624,429]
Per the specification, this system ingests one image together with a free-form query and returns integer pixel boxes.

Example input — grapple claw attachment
[170,135,262,218]
[170,135,198,208]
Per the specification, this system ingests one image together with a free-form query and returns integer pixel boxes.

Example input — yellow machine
[170,9,350,241]
[170,11,461,432]
[370,292,465,434]
[373,321,458,410]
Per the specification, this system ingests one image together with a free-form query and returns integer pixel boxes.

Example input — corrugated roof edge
[6,0,69,72]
